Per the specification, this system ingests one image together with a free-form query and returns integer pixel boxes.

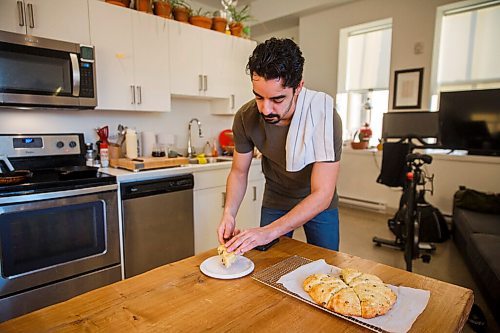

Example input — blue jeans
[260,207,340,251]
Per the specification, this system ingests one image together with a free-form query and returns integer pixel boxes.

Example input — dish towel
[286,87,335,172]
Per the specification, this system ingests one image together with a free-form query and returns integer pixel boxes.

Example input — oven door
[0,185,119,297]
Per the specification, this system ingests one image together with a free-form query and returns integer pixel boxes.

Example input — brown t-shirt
[232,99,343,210]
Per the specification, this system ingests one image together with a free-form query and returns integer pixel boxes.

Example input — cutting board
[109,157,189,172]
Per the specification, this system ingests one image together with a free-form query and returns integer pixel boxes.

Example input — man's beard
[260,95,295,124]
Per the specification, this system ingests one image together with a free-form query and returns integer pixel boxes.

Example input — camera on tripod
[372,112,449,272]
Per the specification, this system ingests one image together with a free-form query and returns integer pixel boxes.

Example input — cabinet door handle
[203,75,208,91]
[198,74,203,91]
[253,186,256,201]
[222,192,226,208]
[130,85,136,104]
[27,3,34,28]
[231,94,235,109]
[17,1,25,27]
[136,85,142,104]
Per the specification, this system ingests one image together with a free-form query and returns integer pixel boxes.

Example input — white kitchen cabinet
[88,0,170,112]
[193,164,264,254]
[169,21,231,99]
[0,0,90,44]
[210,37,256,115]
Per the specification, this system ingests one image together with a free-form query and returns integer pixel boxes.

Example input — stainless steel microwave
[0,31,97,109]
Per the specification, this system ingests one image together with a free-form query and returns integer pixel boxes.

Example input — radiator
[339,196,387,212]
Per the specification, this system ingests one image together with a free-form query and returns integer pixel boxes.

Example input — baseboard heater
[339,196,387,212]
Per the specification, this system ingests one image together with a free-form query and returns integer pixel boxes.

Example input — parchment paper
[276,259,430,333]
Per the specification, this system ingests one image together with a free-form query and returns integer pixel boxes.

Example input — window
[337,19,392,145]
[430,0,500,109]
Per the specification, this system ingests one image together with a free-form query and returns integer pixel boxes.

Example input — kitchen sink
[188,157,232,164]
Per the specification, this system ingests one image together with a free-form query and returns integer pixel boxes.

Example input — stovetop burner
[0,133,116,197]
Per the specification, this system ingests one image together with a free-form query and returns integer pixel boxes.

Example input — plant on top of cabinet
[212,10,227,33]
[153,0,172,18]
[135,0,153,13]
[171,0,191,22]
[189,8,212,30]
[228,4,252,37]
[105,0,131,8]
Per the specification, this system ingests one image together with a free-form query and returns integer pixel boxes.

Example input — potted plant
[171,0,191,23]
[189,8,212,29]
[135,0,152,13]
[105,0,131,8]
[227,4,252,37]
[212,10,227,33]
[351,123,372,149]
[153,0,171,18]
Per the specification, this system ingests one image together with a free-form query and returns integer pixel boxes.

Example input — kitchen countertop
[0,237,473,332]
[100,157,261,183]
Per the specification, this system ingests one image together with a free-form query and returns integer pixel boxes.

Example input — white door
[27,0,90,44]
[169,21,203,96]
[232,38,255,112]
[201,30,232,99]
[0,0,27,34]
[132,12,171,112]
[89,0,135,111]
[193,186,225,254]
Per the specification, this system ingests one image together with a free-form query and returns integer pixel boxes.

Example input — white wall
[253,26,300,43]
[0,98,235,155]
[299,0,457,109]
[338,149,500,215]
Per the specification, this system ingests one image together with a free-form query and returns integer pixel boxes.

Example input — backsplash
[0,98,237,155]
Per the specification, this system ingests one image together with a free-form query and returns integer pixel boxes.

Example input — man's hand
[217,213,240,244]
[224,226,274,254]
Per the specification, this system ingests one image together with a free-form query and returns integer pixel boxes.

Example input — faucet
[187,118,203,158]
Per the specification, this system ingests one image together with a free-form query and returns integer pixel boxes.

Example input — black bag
[389,190,450,243]
[417,203,450,243]
[454,186,500,214]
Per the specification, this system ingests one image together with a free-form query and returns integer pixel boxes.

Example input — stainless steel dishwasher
[121,174,194,278]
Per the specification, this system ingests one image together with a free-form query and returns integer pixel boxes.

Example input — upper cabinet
[169,20,256,114]
[0,0,90,44]
[88,0,171,112]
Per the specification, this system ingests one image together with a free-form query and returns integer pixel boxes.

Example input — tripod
[373,138,437,272]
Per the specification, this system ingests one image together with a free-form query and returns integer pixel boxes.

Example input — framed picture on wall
[393,68,424,109]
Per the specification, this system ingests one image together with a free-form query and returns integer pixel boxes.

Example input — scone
[217,245,237,268]
[303,268,397,319]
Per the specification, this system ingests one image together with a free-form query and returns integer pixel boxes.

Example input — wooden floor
[293,205,499,333]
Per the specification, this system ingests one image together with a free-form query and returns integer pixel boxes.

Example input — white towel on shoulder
[286,87,335,172]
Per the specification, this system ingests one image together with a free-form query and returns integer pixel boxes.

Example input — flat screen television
[439,89,500,156]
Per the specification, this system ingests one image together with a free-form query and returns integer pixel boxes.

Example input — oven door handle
[70,53,80,97]
[0,184,118,205]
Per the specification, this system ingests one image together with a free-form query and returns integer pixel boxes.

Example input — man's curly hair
[247,38,305,90]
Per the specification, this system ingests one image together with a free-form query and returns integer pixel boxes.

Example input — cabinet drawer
[193,168,230,190]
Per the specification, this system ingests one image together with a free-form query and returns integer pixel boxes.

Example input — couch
[453,205,500,323]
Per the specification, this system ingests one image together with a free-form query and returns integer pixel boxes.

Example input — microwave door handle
[17,1,25,27]
[70,53,80,97]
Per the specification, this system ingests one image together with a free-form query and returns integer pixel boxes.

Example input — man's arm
[225,161,340,253]
[217,150,254,244]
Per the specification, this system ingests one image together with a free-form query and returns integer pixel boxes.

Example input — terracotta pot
[212,17,227,33]
[105,0,130,7]
[351,141,369,150]
[153,1,171,18]
[173,6,190,22]
[135,0,152,13]
[189,16,212,30]
[229,22,243,37]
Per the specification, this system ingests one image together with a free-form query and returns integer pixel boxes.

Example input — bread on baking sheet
[217,245,237,268]
[303,268,397,319]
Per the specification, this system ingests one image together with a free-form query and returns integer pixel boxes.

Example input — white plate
[200,255,254,279]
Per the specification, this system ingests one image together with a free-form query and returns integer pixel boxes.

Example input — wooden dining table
[0,237,473,332]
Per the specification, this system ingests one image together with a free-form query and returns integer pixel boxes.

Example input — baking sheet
[252,255,430,333]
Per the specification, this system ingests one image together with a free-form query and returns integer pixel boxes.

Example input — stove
[0,133,121,323]
[0,133,115,199]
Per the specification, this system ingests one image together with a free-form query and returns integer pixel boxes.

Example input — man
[217,38,342,254]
